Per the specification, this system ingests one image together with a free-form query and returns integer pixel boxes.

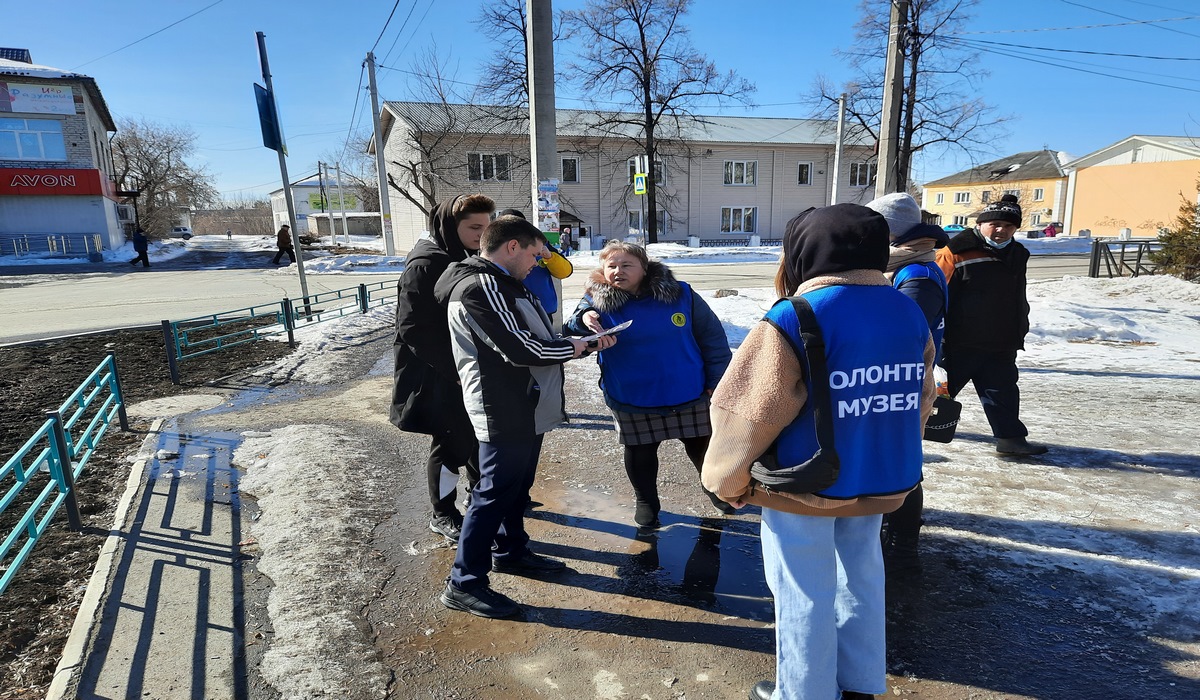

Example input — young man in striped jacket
[433,215,614,619]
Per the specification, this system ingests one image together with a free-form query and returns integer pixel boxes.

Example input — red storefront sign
[0,168,105,196]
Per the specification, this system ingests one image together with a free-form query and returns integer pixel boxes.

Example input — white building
[376,101,877,253]
[0,48,124,256]
[269,172,366,235]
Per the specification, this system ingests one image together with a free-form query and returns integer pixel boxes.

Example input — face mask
[983,235,1012,250]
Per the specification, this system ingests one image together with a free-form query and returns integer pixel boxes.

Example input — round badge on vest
[671,313,686,327]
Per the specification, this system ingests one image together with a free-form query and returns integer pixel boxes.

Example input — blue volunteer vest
[892,260,948,364]
[595,282,705,408]
[766,285,928,499]
[523,265,558,314]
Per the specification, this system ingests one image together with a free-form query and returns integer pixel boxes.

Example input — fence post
[107,350,130,431]
[358,284,369,313]
[282,298,296,348]
[46,410,82,531]
[161,320,180,385]
[1088,239,1101,278]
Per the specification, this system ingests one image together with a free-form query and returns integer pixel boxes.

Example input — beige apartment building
[921,150,1068,231]
[376,101,879,253]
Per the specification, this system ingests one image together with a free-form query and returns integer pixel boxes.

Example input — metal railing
[1088,238,1163,278]
[1,353,128,596]
[162,280,399,383]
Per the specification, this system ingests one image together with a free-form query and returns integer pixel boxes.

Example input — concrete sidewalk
[49,419,252,700]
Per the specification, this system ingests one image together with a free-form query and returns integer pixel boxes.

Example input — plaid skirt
[612,398,712,446]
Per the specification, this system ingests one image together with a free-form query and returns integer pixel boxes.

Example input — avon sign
[0,168,103,196]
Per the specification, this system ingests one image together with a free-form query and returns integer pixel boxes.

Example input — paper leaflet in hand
[579,319,633,342]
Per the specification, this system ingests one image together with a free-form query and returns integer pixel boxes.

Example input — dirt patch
[0,329,294,699]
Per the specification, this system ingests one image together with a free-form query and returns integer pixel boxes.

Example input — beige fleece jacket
[700,270,937,517]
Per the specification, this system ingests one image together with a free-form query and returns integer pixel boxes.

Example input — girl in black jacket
[390,194,494,541]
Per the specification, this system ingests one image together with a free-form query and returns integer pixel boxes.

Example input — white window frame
[954,191,971,204]
[797,161,813,186]
[627,209,667,236]
[467,152,511,182]
[1003,189,1020,198]
[952,215,969,226]
[1033,187,1045,201]
[628,158,664,185]
[723,160,757,186]
[849,162,876,188]
[1030,213,1042,225]
[935,192,944,205]
[0,117,67,161]
[720,206,757,234]
[561,156,580,183]
[981,190,991,204]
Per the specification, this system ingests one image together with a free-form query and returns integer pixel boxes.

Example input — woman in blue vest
[701,204,936,700]
[566,241,732,528]
[866,193,949,574]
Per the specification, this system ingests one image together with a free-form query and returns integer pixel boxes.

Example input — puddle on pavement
[534,481,773,622]
[197,382,308,416]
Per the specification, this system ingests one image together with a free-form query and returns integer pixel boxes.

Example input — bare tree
[473,0,571,109]
[193,196,274,236]
[112,118,218,237]
[809,0,1008,193]
[384,45,528,219]
[565,0,754,243]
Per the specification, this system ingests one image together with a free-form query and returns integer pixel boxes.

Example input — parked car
[943,224,967,233]
[171,226,193,240]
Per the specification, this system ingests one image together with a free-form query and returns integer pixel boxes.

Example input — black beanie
[976,194,1022,226]
[783,203,890,283]
[498,208,526,219]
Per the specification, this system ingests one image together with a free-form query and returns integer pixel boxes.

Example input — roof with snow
[0,56,116,132]
[379,101,871,148]
[1063,135,1200,170]
[924,150,1066,187]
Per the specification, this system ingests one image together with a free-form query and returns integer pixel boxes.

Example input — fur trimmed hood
[586,259,681,312]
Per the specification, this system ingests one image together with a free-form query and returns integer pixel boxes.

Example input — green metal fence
[1,353,128,595]
[162,280,398,383]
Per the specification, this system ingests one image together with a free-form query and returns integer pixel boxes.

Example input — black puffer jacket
[389,198,472,434]
[935,229,1031,353]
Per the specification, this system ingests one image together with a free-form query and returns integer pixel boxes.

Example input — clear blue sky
[6,0,1199,199]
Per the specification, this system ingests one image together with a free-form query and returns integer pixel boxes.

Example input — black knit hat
[976,194,1022,226]
[783,203,890,283]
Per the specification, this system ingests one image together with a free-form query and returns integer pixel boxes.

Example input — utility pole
[527,0,557,222]
[875,0,908,198]
[335,162,349,246]
[255,31,310,305]
[831,93,847,205]
[366,52,395,255]
[318,161,329,243]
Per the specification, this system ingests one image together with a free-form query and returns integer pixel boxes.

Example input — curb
[45,418,163,700]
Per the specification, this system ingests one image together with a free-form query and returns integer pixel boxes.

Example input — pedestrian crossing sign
[633,173,648,195]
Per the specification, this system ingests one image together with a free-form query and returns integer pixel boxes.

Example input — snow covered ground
[0,231,1095,275]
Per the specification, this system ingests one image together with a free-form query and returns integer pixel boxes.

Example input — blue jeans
[450,434,543,591]
[761,509,886,700]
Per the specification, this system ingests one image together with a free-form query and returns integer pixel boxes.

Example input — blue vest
[893,260,948,364]
[766,285,927,499]
[523,265,558,314]
[594,282,705,408]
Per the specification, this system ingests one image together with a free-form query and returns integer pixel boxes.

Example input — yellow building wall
[1071,160,1200,237]
[924,177,1064,228]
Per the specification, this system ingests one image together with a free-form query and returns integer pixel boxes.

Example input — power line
[944,35,1200,83]
[1118,0,1195,13]
[950,36,1200,61]
[952,14,1200,34]
[339,64,368,163]
[381,0,433,67]
[942,36,1200,93]
[71,0,227,70]
[371,0,405,53]
[1056,0,1200,39]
